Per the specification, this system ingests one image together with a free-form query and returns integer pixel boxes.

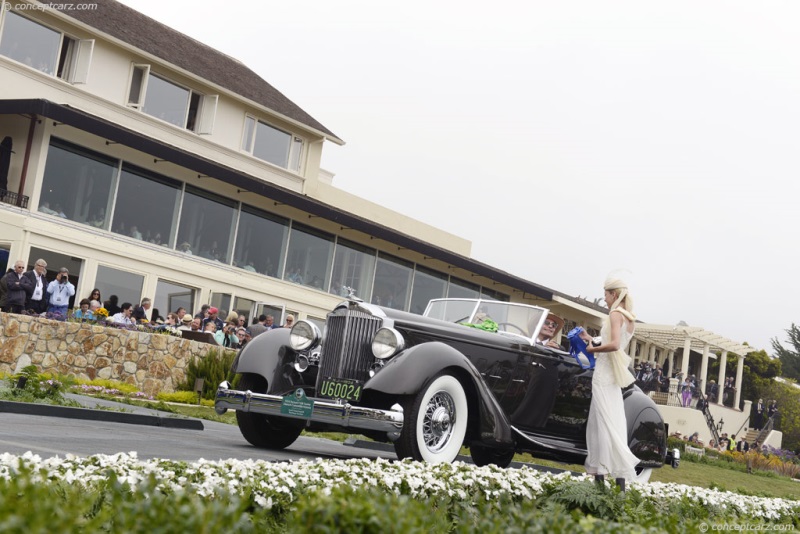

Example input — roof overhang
[0,98,555,301]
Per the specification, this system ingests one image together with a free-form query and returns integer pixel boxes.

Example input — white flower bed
[0,452,798,521]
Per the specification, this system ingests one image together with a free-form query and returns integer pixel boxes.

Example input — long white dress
[584,314,640,480]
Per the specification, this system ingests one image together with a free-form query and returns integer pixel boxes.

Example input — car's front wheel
[394,374,468,464]
[235,373,304,449]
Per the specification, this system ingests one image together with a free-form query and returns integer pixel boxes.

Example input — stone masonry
[0,312,227,397]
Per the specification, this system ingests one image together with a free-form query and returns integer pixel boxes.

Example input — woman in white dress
[580,277,640,491]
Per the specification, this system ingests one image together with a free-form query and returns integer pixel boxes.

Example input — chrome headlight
[371,327,405,359]
[289,320,321,351]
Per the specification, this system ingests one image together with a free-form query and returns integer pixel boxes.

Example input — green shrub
[288,485,450,533]
[180,348,237,400]
[1,366,75,405]
[156,390,200,404]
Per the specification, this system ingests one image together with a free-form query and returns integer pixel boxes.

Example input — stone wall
[0,313,225,396]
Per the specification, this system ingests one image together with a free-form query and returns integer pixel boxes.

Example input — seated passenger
[535,313,564,349]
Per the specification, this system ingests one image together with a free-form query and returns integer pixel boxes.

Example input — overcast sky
[117,0,799,355]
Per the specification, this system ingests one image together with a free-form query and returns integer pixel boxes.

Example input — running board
[511,426,587,455]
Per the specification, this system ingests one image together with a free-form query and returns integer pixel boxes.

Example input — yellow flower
[95,308,109,318]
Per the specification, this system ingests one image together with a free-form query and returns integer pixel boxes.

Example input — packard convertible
[215,298,678,480]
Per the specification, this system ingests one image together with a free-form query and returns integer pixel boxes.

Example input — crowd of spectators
[1,260,295,352]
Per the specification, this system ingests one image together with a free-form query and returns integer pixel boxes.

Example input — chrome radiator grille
[316,308,382,385]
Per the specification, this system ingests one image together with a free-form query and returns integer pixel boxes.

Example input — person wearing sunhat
[536,313,564,348]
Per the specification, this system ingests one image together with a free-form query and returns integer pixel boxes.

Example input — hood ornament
[343,286,361,302]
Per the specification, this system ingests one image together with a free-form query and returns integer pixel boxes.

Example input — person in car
[535,313,564,348]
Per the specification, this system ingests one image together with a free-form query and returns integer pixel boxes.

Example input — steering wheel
[497,322,527,336]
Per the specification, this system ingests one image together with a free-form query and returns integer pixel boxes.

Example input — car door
[505,347,562,430]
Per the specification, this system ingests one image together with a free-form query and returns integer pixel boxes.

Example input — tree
[764,380,800,453]
[771,323,800,381]
[708,349,780,410]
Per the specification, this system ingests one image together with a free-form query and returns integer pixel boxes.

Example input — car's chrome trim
[215,382,404,437]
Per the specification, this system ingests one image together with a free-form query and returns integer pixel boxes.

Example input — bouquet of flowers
[95,307,109,319]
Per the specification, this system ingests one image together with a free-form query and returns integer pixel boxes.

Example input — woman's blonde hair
[604,277,635,317]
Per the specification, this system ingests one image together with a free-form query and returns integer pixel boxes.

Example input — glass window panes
[289,136,303,171]
[177,186,236,263]
[39,139,117,227]
[284,222,333,291]
[233,297,255,324]
[156,279,195,317]
[112,165,180,246]
[448,277,480,299]
[233,206,288,277]
[142,74,190,127]
[330,239,376,301]
[253,121,291,167]
[480,287,509,302]
[0,11,61,75]
[409,267,447,315]
[0,246,9,275]
[95,265,143,309]
[372,253,413,310]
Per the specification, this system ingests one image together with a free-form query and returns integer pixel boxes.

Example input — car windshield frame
[423,298,550,343]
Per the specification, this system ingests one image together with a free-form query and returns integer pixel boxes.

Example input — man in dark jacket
[0,267,10,311]
[23,258,48,314]
[1,260,33,313]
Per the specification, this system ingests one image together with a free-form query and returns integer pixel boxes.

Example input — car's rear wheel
[235,373,304,449]
[470,444,515,468]
[394,374,468,464]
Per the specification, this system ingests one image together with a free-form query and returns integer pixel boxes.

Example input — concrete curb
[0,400,205,430]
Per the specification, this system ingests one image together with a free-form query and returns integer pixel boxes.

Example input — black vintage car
[215,297,678,480]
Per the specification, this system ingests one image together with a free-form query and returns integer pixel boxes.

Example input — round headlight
[289,320,321,351]
[371,327,405,359]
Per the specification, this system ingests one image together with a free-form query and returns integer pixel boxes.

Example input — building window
[38,138,118,227]
[0,245,9,275]
[0,11,93,83]
[241,115,304,172]
[156,279,195,317]
[28,247,82,309]
[210,292,232,319]
[481,287,509,302]
[284,222,334,290]
[233,206,288,277]
[233,297,255,324]
[128,66,217,133]
[410,266,447,316]
[111,164,181,246]
[176,186,237,263]
[372,253,413,311]
[447,277,480,299]
[330,239,376,301]
[95,265,144,309]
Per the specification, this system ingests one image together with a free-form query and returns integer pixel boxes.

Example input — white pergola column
[648,344,657,365]
[680,336,691,378]
[717,350,728,406]
[699,343,710,394]
[734,354,745,410]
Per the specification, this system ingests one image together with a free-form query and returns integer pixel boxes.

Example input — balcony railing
[0,189,29,208]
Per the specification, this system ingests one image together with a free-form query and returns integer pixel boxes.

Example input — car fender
[366,341,514,447]
[233,328,309,394]
[624,387,668,466]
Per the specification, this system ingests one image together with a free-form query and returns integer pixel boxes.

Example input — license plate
[318,377,363,402]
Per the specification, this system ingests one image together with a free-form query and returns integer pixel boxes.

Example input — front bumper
[214,381,405,439]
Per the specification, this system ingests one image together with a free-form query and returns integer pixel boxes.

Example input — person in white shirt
[46,268,75,320]
[23,259,49,314]
[111,302,136,327]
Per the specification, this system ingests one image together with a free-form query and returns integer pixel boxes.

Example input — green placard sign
[281,388,314,418]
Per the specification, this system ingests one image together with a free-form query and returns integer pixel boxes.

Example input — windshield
[424,299,548,339]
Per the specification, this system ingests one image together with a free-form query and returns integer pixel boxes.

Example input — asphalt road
[0,394,396,463]
[0,395,569,474]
